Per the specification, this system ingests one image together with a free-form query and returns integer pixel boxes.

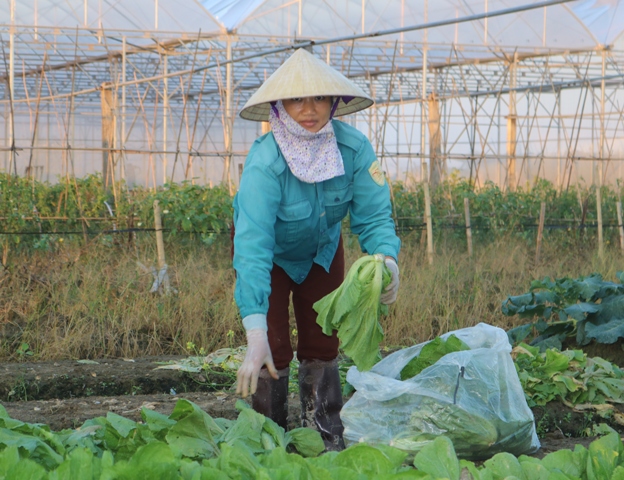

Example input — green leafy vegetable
[314,254,392,371]
[513,343,624,408]
[400,335,470,380]
[503,272,624,349]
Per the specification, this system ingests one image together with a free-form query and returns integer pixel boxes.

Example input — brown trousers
[232,226,343,370]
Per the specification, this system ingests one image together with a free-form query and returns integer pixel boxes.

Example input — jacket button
[334,197,340,202]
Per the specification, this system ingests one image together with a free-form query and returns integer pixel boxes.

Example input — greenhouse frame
[1,0,623,191]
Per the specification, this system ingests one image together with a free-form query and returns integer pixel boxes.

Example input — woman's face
[282,96,332,133]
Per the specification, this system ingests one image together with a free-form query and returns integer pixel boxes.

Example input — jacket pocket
[324,183,353,226]
[276,199,313,241]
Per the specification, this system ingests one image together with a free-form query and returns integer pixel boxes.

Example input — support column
[428,92,443,188]
[506,53,518,191]
[8,0,15,175]
[221,34,234,193]
[100,83,115,189]
[163,53,168,184]
[120,36,127,181]
[420,0,428,182]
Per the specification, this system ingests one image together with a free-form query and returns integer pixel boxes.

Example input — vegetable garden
[1,173,624,478]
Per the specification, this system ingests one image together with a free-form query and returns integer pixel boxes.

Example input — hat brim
[239,48,374,122]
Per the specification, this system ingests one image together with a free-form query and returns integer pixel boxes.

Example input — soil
[1,356,622,459]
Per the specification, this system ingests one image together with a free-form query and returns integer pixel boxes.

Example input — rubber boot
[298,358,346,451]
[251,367,290,430]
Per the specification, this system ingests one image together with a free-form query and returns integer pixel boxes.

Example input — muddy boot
[298,358,346,451]
[251,367,290,430]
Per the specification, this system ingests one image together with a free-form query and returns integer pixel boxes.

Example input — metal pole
[9,0,15,175]
[121,36,127,181]
[361,0,365,34]
[596,49,606,259]
[222,34,234,193]
[163,53,168,184]
[420,0,428,182]
[507,53,517,191]
[34,0,38,40]
[484,0,488,44]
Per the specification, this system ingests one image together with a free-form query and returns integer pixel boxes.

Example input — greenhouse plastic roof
[203,0,624,47]
[2,0,223,34]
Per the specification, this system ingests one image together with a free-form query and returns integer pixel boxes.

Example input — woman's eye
[315,96,326,101]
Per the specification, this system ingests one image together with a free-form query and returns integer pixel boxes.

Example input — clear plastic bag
[341,323,540,460]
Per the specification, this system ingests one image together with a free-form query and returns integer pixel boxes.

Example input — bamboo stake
[617,201,624,254]
[464,197,473,258]
[153,200,172,294]
[597,184,603,259]
[423,164,434,265]
[535,202,546,263]
[154,200,166,268]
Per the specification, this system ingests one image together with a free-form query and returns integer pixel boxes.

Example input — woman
[233,48,400,450]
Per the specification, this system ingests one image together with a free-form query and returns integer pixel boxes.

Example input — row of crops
[1,173,623,250]
[2,353,623,479]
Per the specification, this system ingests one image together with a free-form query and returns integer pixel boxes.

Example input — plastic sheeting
[341,323,540,460]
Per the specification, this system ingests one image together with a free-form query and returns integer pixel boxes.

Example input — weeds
[0,232,622,361]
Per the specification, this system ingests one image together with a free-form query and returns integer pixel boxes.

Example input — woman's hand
[236,327,279,398]
[380,257,399,305]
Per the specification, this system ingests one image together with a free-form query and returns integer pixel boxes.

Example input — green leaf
[0,427,64,470]
[585,318,624,344]
[259,446,321,480]
[539,349,570,377]
[586,432,623,480]
[0,446,22,476]
[285,428,325,458]
[261,417,287,450]
[611,466,624,480]
[482,452,523,479]
[141,408,176,435]
[165,400,220,459]
[369,444,409,470]
[215,442,263,480]
[412,436,460,480]
[540,447,585,478]
[105,412,137,438]
[575,275,605,301]
[333,443,396,475]
[6,457,48,480]
[48,448,102,480]
[564,303,599,321]
[459,460,483,480]
[520,461,551,480]
[217,407,265,453]
[116,442,180,480]
[400,335,470,380]
[507,323,534,345]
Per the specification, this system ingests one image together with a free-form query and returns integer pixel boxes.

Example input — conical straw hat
[239,48,374,122]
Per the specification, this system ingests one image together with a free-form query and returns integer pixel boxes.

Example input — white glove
[380,257,399,305]
[236,326,278,398]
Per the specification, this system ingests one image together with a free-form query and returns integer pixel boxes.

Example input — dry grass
[0,233,621,361]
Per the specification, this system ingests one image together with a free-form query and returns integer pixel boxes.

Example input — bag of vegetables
[340,323,540,460]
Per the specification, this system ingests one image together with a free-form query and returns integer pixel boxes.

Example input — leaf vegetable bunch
[314,254,392,371]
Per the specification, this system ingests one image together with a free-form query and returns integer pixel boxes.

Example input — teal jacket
[233,120,401,319]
